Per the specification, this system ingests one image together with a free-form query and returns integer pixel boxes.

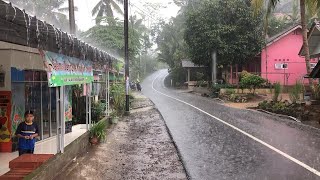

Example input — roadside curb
[154,107,192,180]
[131,94,191,179]
[213,98,225,103]
[247,108,320,133]
[255,109,301,122]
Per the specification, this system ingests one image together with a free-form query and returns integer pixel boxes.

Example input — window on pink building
[275,63,288,70]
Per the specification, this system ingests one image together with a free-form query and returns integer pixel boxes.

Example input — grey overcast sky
[74,0,180,31]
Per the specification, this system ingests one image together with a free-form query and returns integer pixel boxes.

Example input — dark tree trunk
[300,0,313,86]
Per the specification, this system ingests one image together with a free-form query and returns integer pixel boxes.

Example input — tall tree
[154,13,188,69]
[83,17,149,63]
[251,0,320,86]
[185,0,263,70]
[92,0,123,25]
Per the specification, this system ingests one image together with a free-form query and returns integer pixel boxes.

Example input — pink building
[228,24,317,86]
[261,24,317,85]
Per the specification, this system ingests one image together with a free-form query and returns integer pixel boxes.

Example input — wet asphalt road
[142,70,320,180]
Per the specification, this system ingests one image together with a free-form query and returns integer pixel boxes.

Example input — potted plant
[89,120,107,145]
[110,111,119,124]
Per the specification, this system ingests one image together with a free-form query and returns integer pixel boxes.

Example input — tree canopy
[153,14,188,69]
[92,0,123,25]
[185,0,264,67]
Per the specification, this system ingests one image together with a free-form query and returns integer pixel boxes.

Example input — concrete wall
[24,131,90,180]
[0,41,44,91]
[220,88,273,95]
[0,50,12,91]
[261,28,317,85]
[10,50,44,71]
[25,118,110,180]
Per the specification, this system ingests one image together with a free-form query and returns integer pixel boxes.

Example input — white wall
[0,50,12,91]
[0,41,45,90]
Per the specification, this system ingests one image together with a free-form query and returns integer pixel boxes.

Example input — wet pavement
[60,94,187,180]
[142,70,320,180]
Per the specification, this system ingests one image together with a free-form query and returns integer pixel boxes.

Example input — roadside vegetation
[155,0,320,128]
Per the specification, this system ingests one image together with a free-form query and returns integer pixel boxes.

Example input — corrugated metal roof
[266,24,302,47]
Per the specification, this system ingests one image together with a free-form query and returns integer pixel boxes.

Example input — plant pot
[112,117,119,124]
[90,137,99,145]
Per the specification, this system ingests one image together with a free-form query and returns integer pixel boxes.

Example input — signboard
[40,50,93,87]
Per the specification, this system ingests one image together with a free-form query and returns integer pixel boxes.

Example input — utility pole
[124,0,130,114]
[212,50,217,84]
[68,0,76,35]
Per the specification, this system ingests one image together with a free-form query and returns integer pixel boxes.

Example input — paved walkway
[60,94,187,180]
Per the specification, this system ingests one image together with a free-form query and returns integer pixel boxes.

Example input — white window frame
[275,63,288,70]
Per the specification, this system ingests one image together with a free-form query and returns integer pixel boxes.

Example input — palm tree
[251,0,320,86]
[92,0,123,25]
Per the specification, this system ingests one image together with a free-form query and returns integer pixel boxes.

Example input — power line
[129,2,157,21]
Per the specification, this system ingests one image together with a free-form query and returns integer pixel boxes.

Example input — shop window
[11,69,57,142]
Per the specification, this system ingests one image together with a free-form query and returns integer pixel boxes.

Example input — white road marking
[151,74,320,177]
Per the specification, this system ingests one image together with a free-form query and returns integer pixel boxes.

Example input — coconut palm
[251,0,320,86]
[92,0,123,25]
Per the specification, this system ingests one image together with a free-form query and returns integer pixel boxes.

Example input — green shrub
[211,84,237,97]
[312,84,320,100]
[271,101,286,112]
[258,100,269,109]
[229,94,237,102]
[239,73,266,94]
[239,70,250,80]
[225,88,236,95]
[196,72,204,81]
[289,81,303,103]
[196,80,207,87]
[91,101,106,122]
[111,83,126,116]
[90,120,107,141]
[164,67,186,87]
[273,82,281,102]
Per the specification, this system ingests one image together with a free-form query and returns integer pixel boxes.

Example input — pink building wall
[261,28,318,86]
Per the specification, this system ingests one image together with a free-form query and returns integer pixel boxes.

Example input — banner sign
[41,50,93,87]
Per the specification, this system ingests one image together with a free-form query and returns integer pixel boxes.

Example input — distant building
[228,24,317,86]
[181,59,206,87]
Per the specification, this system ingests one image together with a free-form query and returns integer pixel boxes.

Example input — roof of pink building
[266,24,302,47]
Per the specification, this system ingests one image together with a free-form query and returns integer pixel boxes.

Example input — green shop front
[0,41,94,152]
